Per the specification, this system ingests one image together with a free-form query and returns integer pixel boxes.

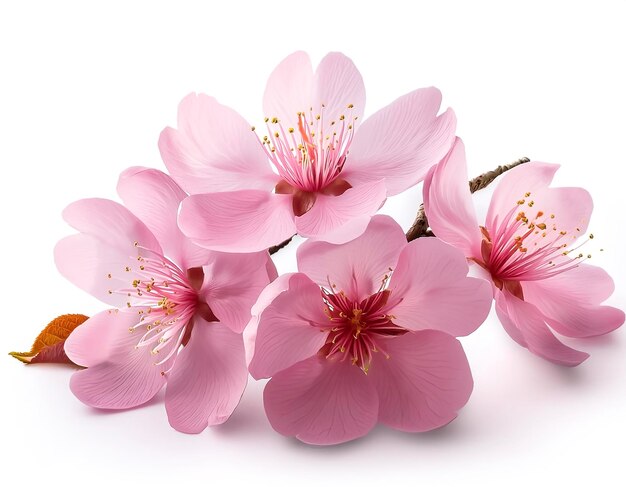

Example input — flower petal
[165,319,247,433]
[248,273,328,379]
[423,138,482,259]
[486,162,559,231]
[65,309,141,367]
[263,51,314,130]
[159,93,277,194]
[498,290,589,366]
[117,166,214,269]
[68,310,170,409]
[263,355,378,445]
[200,251,273,333]
[178,190,297,253]
[369,330,473,432]
[344,88,456,196]
[522,264,624,338]
[297,215,407,301]
[55,199,161,307]
[388,238,492,336]
[294,179,387,240]
[243,273,295,366]
[312,52,366,132]
[62,198,161,252]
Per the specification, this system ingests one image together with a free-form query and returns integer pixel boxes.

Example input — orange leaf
[9,314,89,365]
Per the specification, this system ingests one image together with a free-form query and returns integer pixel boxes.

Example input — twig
[269,235,294,255]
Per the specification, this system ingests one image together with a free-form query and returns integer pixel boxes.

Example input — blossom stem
[406,156,530,241]
[269,235,295,255]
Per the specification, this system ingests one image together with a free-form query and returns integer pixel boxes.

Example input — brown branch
[406,156,531,241]
[269,235,294,255]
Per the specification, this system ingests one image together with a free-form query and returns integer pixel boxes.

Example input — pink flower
[246,216,492,445]
[55,168,276,433]
[159,51,456,252]
[424,138,625,366]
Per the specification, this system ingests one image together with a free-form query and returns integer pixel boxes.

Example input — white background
[1,1,625,485]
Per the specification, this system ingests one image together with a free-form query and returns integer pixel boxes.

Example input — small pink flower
[424,138,625,366]
[159,51,456,252]
[246,216,492,445]
[56,168,276,433]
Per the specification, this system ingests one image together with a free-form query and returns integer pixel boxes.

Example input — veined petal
[68,310,170,409]
[344,88,456,196]
[178,190,297,253]
[117,166,214,270]
[423,138,482,259]
[497,290,589,366]
[248,273,328,379]
[486,162,559,231]
[263,355,378,445]
[369,330,473,432]
[388,238,492,336]
[165,319,247,433]
[263,51,314,130]
[159,93,277,194]
[200,251,273,333]
[312,52,366,133]
[297,215,407,301]
[523,264,624,338]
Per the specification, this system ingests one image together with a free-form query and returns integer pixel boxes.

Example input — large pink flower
[159,51,456,252]
[55,168,276,433]
[424,138,625,366]
[246,216,492,445]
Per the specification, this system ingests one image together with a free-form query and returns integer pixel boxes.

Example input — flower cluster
[51,52,622,445]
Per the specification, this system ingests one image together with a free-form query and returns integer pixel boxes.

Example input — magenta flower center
[480,192,591,293]
[317,286,406,374]
[108,244,204,365]
[254,106,358,215]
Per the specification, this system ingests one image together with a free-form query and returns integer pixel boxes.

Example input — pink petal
[311,52,366,133]
[68,310,170,409]
[178,190,297,253]
[62,198,161,252]
[369,330,473,432]
[494,291,527,347]
[55,199,161,307]
[388,238,492,336]
[243,273,294,366]
[523,264,624,338]
[423,138,482,259]
[263,355,378,445]
[248,273,328,379]
[158,93,277,194]
[497,290,589,366]
[165,319,247,433]
[200,251,273,333]
[294,179,387,240]
[486,162,559,231]
[117,166,214,269]
[65,309,141,367]
[263,51,314,130]
[297,215,407,301]
[344,88,456,196]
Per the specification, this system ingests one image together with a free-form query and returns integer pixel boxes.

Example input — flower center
[253,105,358,215]
[107,243,206,365]
[479,192,593,292]
[317,283,406,374]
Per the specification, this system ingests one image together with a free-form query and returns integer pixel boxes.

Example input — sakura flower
[246,215,492,445]
[55,168,276,433]
[159,51,456,252]
[424,138,624,366]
